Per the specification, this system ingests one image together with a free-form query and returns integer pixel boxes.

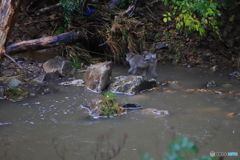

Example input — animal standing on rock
[126,51,158,78]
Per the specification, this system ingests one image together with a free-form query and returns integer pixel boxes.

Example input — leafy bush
[60,0,83,26]
[164,137,219,160]
[139,137,219,160]
[162,0,226,37]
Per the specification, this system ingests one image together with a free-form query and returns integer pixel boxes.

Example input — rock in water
[121,103,143,110]
[0,122,12,126]
[141,108,170,116]
[59,79,84,86]
[84,61,113,92]
[109,75,157,95]
[32,72,59,83]
[43,56,74,77]
[81,98,127,119]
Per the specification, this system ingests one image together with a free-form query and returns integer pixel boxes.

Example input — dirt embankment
[2,0,240,78]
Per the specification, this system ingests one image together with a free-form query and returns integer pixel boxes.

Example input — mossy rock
[81,92,127,119]
[5,87,28,102]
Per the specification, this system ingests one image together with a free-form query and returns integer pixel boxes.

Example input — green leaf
[163,18,168,22]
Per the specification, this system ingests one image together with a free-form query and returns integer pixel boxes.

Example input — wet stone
[109,75,157,95]
[8,78,23,88]
[121,103,143,110]
[43,56,74,77]
[141,108,170,116]
[32,72,60,83]
[206,80,218,88]
[230,70,240,78]
[84,61,113,92]
[59,79,84,86]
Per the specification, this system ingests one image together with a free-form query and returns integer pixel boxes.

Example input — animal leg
[142,68,147,77]
[128,67,137,75]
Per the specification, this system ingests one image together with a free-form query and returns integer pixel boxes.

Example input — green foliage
[138,151,154,160]
[60,0,83,26]
[162,0,226,37]
[55,26,67,34]
[174,51,181,64]
[119,0,134,9]
[169,43,183,63]
[139,137,219,160]
[102,92,117,102]
[164,137,219,160]
[123,30,129,39]
[69,57,81,68]
[64,45,84,69]
[99,92,120,116]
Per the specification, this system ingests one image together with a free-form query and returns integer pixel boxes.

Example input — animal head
[125,52,136,61]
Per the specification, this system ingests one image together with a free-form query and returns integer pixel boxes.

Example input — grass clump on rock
[99,92,124,117]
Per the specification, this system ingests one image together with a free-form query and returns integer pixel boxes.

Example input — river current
[0,63,240,160]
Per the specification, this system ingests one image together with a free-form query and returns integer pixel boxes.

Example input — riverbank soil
[1,0,240,78]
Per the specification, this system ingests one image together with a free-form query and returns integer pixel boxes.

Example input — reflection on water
[0,64,240,160]
[16,49,60,61]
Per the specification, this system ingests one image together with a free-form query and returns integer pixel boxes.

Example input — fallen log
[6,31,88,55]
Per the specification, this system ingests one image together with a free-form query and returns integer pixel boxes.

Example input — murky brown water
[1,64,240,160]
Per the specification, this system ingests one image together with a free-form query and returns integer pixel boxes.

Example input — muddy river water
[0,63,240,160]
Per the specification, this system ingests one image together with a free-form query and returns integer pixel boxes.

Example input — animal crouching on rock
[126,51,158,79]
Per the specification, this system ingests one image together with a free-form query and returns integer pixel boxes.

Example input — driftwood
[0,0,23,67]
[6,31,88,55]
[0,0,22,51]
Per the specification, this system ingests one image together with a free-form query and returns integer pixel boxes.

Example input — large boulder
[109,75,157,95]
[43,56,74,77]
[84,61,113,92]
